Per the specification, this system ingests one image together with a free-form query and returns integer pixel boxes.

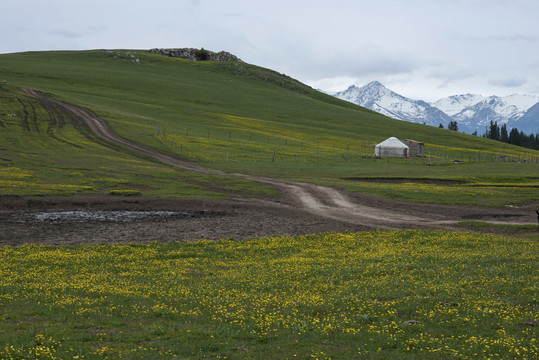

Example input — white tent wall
[375,146,408,158]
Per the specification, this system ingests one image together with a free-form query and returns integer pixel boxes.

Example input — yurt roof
[376,137,409,148]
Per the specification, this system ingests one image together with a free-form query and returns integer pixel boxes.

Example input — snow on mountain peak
[431,94,486,116]
[332,81,539,134]
[365,80,384,88]
[333,82,452,127]
[501,94,539,111]
[438,93,539,131]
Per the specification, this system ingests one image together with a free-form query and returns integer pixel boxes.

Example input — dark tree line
[484,120,539,150]
[439,121,459,131]
[448,121,459,131]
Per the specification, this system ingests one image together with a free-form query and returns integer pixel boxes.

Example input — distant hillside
[1,49,538,204]
[0,49,535,171]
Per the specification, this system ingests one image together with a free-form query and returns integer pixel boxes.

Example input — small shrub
[195,48,210,61]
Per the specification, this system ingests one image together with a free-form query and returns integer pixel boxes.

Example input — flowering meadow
[0,230,537,359]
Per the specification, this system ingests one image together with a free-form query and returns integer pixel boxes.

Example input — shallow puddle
[8,210,219,223]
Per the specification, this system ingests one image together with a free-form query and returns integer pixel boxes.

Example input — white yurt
[375,137,409,158]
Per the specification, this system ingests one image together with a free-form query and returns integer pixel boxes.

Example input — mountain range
[333,81,539,134]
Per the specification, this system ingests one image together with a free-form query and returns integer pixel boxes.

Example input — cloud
[304,76,359,93]
[279,42,419,82]
[87,26,107,34]
[357,56,417,76]
[489,77,527,87]
[471,34,539,43]
[48,29,81,39]
[427,67,477,89]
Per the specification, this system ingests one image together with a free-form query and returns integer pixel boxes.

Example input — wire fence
[153,126,539,166]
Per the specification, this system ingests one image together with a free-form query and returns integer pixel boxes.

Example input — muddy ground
[0,194,368,246]
[1,193,537,246]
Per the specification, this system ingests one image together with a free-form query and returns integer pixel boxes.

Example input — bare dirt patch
[1,194,537,246]
[0,195,369,246]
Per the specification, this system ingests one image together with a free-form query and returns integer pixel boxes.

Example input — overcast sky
[2,0,538,101]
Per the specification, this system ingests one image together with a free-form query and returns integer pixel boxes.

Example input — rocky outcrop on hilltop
[149,47,310,94]
[149,48,242,62]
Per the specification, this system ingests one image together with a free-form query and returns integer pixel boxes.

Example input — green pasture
[0,86,274,198]
[0,50,538,205]
[459,221,538,231]
[1,230,537,359]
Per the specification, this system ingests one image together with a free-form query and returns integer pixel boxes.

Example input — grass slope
[0,50,538,204]
[0,85,274,198]
[1,231,537,359]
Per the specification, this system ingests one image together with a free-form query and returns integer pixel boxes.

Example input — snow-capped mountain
[333,81,453,128]
[434,94,539,133]
[512,102,539,134]
[431,94,486,117]
[333,82,539,134]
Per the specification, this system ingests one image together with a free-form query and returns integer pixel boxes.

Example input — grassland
[1,50,538,205]
[0,85,275,198]
[1,230,537,359]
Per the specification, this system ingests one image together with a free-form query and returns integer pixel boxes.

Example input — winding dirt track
[19,89,537,233]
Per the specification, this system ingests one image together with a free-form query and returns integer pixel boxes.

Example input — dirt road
[22,88,461,230]
[1,89,535,245]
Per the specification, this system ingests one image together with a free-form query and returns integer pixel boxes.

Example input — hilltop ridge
[149,47,242,62]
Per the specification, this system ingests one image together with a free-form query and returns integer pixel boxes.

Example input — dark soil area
[1,194,537,246]
[0,195,369,246]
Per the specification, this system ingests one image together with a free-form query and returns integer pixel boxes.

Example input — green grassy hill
[0,50,538,204]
